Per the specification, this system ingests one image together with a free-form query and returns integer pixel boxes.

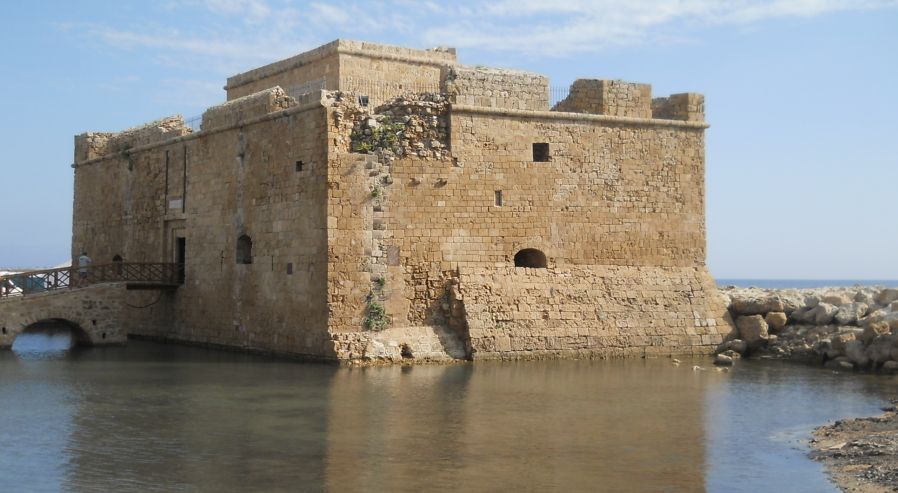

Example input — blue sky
[1,0,896,278]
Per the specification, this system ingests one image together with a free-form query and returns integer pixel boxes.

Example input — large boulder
[714,353,735,366]
[831,331,858,354]
[882,361,898,373]
[866,337,894,365]
[718,339,748,355]
[874,288,898,306]
[765,312,788,332]
[823,294,851,306]
[812,303,838,325]
[845,340,870,367]
[834,302,868,326]
[863,321,891,344]
[730,295,784,316]
[855,291,872,303]
[736,315,769,349]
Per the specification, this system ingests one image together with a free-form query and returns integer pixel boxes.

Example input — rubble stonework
[63,39,727,363]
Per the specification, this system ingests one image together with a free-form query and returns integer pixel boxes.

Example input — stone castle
[63,39,729,363]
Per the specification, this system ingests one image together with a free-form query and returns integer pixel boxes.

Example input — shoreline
[810,401,898,493]
[717,285,898,491]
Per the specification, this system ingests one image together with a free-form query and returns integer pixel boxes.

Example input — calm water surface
[1,337,895,492]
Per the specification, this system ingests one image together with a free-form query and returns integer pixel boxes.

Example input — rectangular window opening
[295,160,304,172]
[286,263,293,275]
[533,143,550,162]
[495,190,503,207]
[358,95,369,107]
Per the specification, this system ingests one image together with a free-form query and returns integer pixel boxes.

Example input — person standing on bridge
[77,251,92,286]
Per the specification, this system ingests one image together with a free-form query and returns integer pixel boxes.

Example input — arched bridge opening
[11,318,91,354]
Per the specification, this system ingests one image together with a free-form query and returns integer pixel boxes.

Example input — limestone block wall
[652,93,705,122]
[459,265,727,359]
[201,87,295,131]
[325,96,719,360]
[72,100,334,359]
[553,79,652,118]
[443,65,550,111]
[226,39,456,101]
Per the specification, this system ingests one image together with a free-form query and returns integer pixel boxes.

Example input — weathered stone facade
[65,39,730,363]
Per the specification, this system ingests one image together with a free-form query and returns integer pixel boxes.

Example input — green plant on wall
[364,300,388,331]
[350,118,405,154]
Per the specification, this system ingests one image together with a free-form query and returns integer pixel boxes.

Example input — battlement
[651,93,705,122]
[442,65,550,111]
[551,79,705,122]
[74,116,191,163]
[201,86,297,131]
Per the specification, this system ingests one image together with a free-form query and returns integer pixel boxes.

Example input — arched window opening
[514,249,547,268]
[236,235,253,264]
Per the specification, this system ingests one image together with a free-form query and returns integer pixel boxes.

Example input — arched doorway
[236,235,253,264]
[12,319,91,354]
[514,249,548,268]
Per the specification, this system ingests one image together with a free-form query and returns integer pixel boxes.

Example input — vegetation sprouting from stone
[363,276,388,331]
[364,301,387,331]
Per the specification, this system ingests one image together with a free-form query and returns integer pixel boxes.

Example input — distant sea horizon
[716,279,898,289]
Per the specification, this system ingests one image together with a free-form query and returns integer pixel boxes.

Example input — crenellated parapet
[651,93,705,122]
[201,86,296,131]
[74,116,192,163]
[442,65,550,111]
[552,79,653,118]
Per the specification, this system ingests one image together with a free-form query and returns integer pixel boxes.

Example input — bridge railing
[0,262,179,299]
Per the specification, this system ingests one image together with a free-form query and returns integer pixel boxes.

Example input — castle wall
[325,99,726,360]
[72,99,334,359]
[460,265,725,359]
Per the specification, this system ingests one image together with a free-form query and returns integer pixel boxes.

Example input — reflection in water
[12,328,74,355]
[0,342,893,492]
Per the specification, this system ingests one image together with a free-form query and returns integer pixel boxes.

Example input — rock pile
[717,285,898,372]
[347,92,450,160]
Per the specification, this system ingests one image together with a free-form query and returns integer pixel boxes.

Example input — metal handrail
[0,262,179,298]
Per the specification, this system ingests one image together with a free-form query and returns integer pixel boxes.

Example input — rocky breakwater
[715,285,898,373]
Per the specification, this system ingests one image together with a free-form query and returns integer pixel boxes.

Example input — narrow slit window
[533,143,550,162]
[495,190,503,206]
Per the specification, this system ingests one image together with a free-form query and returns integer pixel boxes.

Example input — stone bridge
[0,283,132,347]
[0,263,179,349]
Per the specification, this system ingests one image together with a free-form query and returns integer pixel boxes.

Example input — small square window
[358,95,369,107]
[295,160,304,172]
[533,143,550,162]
